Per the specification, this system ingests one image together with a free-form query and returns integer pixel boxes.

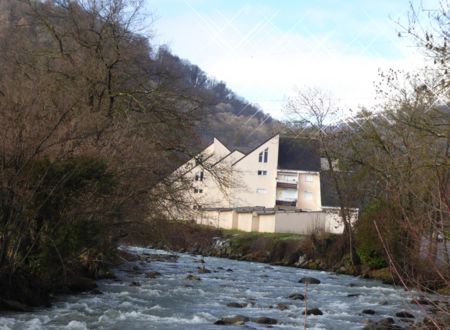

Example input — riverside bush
[355,200,389,269]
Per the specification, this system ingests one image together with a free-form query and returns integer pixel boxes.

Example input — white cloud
[152,2,427,119]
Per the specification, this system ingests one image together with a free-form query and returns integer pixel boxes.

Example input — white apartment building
[172,134,357,234]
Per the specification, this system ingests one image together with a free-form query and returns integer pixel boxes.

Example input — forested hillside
[151,47,279,151]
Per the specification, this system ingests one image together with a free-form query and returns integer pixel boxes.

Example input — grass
[221,229,306,242]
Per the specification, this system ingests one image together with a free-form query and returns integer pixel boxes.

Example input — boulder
[0,298,33,312]
[144,254,179,262]
[288,293,305,300]
[226,302,247,308]
[214,315,249,325]
[363,309,376,315]
[97,269,116,279]
[67,276,97,292]
[276,303,289,311]
[254,317,278,325]
[302,308,323,315]
[395,311,414,319]
[146,271,162,279]
[299,277,321,284]
[410,297,430,305]
[363,318,404,330]
[347,293,360,298]
[297,255,307,265]
[198,267,212,274]
[129,281,141,287]
[90,289,103,295]
[185,275,201,281]
[117,250,140,262]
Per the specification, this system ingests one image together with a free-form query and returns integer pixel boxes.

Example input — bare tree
[284,87,358,266]
[0,0,217,304]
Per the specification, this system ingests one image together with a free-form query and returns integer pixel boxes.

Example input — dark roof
[277,137,320,171]
[232,133,279,166]
[320,171,360,208]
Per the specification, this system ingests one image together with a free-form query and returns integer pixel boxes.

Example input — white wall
[173,138,233,211]
[296,172,322,211]
[274,212,326,234]
[217,210,235,230]
[199,150,245,209]
[232,135,279,208]
[197,208,357,235]
[236,212,256,232]
[258,214,276,232]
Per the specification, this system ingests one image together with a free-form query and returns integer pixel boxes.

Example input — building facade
[172,134,356,234]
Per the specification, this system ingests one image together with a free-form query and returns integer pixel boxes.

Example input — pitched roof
[232,133,279,166]
[277,137,321,171]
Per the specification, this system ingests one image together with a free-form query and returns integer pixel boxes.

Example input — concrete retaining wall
[195,208,357,235]
[258,214,276,233]
[274,212,327,234]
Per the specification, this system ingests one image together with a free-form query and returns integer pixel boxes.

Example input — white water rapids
[0,246,431,329]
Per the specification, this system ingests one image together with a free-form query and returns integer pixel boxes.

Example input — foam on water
[0,246,433,330]
[64,320,87,330]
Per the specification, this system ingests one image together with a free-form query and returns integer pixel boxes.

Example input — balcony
[276,200,297,207]
[276,174,298,184]
[277,181,297,189]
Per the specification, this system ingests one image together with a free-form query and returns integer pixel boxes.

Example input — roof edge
[232,133,280,166]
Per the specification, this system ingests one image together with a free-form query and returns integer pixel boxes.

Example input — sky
[144,0,441,119]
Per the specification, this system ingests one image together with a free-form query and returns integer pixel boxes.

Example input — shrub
[24,156,117,280]
[355,200,389,269]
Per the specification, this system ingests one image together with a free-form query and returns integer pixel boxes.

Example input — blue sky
[145,0,439,119]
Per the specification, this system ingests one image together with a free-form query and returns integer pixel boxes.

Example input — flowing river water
[0,246,432,330]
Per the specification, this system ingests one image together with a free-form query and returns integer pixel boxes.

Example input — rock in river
[302,308,323,315]
[146,271,162,279]
[214,315,249,325]
[299,277,321,284]
[348,293,361,298]
[254,316,278,324]
[198,267,212,274]
[226,302,247,308]
[288,293,305,300]
[276,303,289,311]
[363,317,404,330]
[185,274,201,281]
[395,311,414,318]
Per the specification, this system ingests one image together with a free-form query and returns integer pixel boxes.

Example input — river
[0,246,430,329]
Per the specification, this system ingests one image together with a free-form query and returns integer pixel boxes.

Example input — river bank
[122,220,394,285]
[0,254,116,313]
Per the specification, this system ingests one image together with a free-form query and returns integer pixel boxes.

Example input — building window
[256,188,267,194]
[305,175,313,182]
[258,148,268,163]
[195,155,203,166]
[194,188,203,194]
[195,171,204,181]
[303,191,313,201]
[257,170,267,176]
